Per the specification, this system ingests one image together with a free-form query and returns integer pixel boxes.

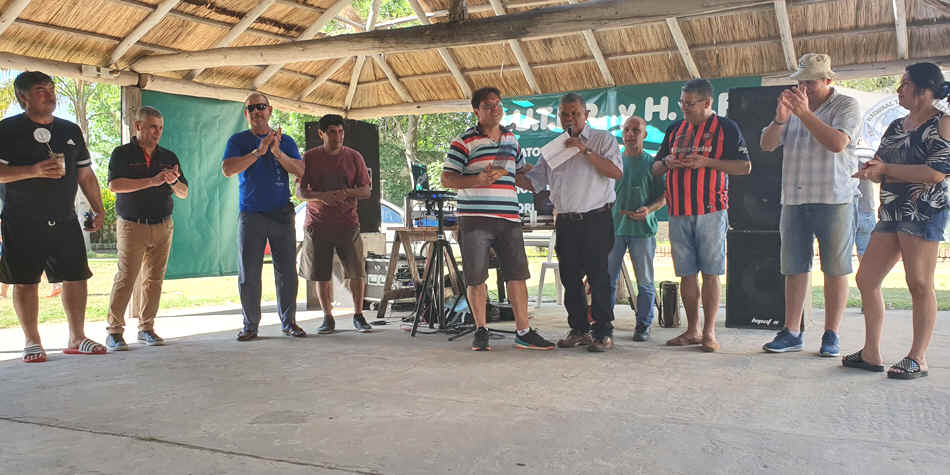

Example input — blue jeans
[853,200,876,256]
[238,209,299,333]
[607,235,656,328]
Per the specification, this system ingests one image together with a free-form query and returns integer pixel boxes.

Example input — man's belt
[122,215,170,225]
[557,203,611,222]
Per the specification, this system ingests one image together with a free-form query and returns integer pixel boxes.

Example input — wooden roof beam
[131,0,769,73]
[253,0,355,90]
[773,0,797,70]
[407,0,472,97]
[0,0,32,37]
[488,0,541,94]
[893,0,909,59]
[376,0,569,28]
[666,17,700,78]
[110,0,180,67]
[187,0,276,80]
[298,57,350,100]
[343,0,381,111]
[567,0,614,87]
[373,55,413,102]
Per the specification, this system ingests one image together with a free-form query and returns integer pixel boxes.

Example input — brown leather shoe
[557,330,593,348]
[588,336,614,352]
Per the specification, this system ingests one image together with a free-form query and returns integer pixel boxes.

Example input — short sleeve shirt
[525,126,622,214]
[613,151,665,237]
[775,89,861,205]
[656,115,750,217]
[222,130,301,213]
[876,113,950,224]
[108,138,188,220]
[0,114,91,220]
[300,145,370,229]
[443,124,524,222]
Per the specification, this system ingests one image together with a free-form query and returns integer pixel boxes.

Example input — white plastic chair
[536,233,563,308]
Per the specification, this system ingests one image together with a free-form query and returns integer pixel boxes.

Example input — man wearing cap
[223,92,306,341]
[0,71,108,362]
[104,106,188,351]
[760,53,861,356]
[518,92,623,352]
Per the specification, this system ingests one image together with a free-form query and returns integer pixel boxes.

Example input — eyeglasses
[479,102,503,111]
[679,99,707,108]
[246,103,269,112]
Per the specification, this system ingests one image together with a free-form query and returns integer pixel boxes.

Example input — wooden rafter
[406,0,472,97]
[131,0,771,73]
[487,0,541,94]
[567,0,614,86]
[253,0,355,90]
[773,0,797,70]
[344,0,381,111]
[893,0,909,59]
[109,0,180,66]
[298,57,350,100]
[373,55,413,102]
[666,17,700,78]
[0,0,32,37]
[187,0,276,80]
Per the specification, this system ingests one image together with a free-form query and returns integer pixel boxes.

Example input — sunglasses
[246,103,269,112]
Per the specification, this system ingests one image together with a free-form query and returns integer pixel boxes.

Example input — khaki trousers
[106,217,174,333]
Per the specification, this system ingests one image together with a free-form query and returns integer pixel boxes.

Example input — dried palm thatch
[0,0,945,118]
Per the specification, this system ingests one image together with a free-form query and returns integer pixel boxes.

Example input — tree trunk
[397,115,420,188]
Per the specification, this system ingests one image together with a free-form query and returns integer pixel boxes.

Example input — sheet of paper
[539,132,577,169]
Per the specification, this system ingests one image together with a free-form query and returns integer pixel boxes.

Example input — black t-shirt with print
[0,113,92,220]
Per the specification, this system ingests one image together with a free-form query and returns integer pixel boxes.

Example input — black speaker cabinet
[726,230,788,329]
[727,86,792,231]
[305,119,381,233]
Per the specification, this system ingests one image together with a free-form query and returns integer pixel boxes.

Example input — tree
[839,75,900,93]
[0,71,16,117]
[55,78,121,184]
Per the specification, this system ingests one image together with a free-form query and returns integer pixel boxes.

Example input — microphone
[566,126,573,137]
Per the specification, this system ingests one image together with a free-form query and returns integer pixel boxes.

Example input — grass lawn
[2,251,949,329]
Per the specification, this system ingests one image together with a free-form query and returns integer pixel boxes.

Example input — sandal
[666,334,702,346]
[842,350,884,372]
[887,357,929,380]
[63,338,107,355]
[23,344,47,363]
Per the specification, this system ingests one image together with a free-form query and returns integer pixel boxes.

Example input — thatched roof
[0,0,947,118]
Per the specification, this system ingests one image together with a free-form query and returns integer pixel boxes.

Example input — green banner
[141,91,247,279]
[501,77,762,216]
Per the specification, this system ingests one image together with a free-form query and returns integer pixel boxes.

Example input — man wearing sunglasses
[223,93,306,341]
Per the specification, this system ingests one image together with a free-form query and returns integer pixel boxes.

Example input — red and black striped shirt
[656,114,750,217]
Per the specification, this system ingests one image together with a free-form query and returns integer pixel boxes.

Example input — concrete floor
[1,303,948,475]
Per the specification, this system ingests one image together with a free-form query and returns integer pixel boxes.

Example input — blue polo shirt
[223,130,302,213]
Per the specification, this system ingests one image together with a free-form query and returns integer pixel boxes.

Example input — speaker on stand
[725,86,809,330]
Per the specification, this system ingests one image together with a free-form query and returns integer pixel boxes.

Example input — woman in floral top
[846,62,950,379]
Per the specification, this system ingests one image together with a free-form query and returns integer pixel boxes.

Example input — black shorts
[458,216,530,286]
[0,215,92,284]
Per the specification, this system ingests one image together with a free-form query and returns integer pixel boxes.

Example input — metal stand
[409,199,466,336]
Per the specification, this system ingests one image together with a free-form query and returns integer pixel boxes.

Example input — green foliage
[839,75,900,93]
[85,84,121,183]
[0,72,16,117]
[90,187,116,244]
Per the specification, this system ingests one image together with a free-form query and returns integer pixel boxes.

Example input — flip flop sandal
[887,357,929,380]
[842,350,885,372]
[23,344,47,363]
[666,335,702,346]
[63,338,107,355]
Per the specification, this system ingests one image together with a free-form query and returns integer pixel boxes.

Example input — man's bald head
[622,115,647,155]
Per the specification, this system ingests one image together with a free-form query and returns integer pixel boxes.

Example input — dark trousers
[238,210,298,332]
[555,208,614,338]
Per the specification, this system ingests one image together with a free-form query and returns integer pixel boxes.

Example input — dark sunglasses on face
[246,103,269,112]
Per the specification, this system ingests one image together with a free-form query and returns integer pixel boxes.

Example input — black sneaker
[105,333,128,352]
[236,330,258,342]
[138,330,165,346]
[514,328,555,350]
[317,316,335,334]
[472,327,491,351]
[353,314,372,333]
[633,325,650,342]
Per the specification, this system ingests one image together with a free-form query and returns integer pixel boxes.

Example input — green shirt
[612,151,666,237]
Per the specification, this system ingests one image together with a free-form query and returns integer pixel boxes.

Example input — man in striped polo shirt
[442,86,555,352]
[652,79,752,352]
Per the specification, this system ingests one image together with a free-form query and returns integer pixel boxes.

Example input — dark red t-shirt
[300,145,370,229]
